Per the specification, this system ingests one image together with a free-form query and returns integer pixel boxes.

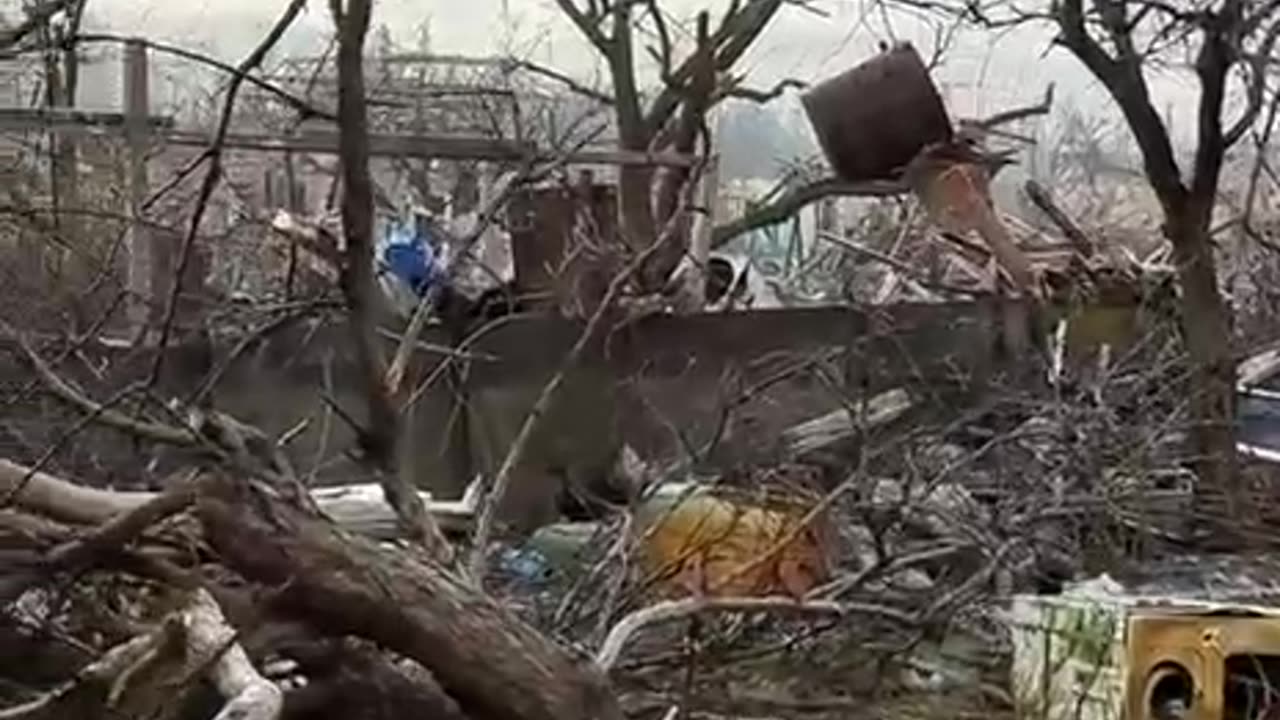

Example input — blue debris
[495,546,553,586]
[375,212,449,301]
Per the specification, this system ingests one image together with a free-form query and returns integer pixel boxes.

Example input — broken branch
[0,588,281,720]
[718,77,806,103]
[1023,179,1094,258]
[330,0,451,561]
[0,458,477,539]
[595,597,915,672]
[1,324,195,447]
[963,84,1054,132]
[148,0,308,385]
[467,158,710,579]
[711,177,907,248]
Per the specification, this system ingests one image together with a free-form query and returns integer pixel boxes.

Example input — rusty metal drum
[801,42,953,183]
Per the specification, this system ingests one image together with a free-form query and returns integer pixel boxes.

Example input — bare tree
[892,0,1280,527]
[329,0,454,560]
[554,0,800,291]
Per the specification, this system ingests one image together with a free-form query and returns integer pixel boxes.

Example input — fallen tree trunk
[0,504,466,720]
[196,475,623,720]
[272,638,470,720]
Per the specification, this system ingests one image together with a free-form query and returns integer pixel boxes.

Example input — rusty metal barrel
[801,42,953,183]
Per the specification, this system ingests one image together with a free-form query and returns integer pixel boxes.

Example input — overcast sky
[62,0,1212,154]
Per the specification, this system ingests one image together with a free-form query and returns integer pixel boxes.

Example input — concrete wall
[0,298,1040,530]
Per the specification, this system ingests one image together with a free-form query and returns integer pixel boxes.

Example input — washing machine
[1010,588,1280,720]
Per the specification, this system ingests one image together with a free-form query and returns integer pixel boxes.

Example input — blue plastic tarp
[376,215,448,299]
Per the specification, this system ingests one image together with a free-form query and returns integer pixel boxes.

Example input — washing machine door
[1128,616,1215,720]
[1139,661,1202,720]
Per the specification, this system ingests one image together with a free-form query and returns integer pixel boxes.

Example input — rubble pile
[6,33,1280,720]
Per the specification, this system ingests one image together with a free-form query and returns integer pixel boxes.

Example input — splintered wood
[635,486,832,600]
[906,143,1040,297]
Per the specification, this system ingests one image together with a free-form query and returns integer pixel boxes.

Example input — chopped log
[196,475,623,720]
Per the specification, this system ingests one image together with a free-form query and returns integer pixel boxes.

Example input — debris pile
[4,28,1280,720]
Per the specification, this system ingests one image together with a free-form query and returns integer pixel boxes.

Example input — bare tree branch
[0,458,144,525]
[148,0,308,387]
[1189,1,1239,203]
[0,0,75,52]
[609,1,647,146]
[816,231,980,297]
[1023,179,1094,258]
[643,0,675,85]
[642,0,786,137]
[554,0,612,53]
[0,472,199,606]
[1241,85,1280,236]
[595,597,913,672]
[1223,13,1280,147]
[330,0,452,562]
[711,177,907,248]
[1055,0,1187,209]
[72,33,332,121]
[468,157,708,579]
[2,323,196,447]
[0,457,476,540]
[502,57,614,104]
[649,11,715,285]
[964,84,1054,131]
[718,77,806,104]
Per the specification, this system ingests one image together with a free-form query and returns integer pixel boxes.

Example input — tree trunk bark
[197,476,624,720]
[618,163,656,252]
[606,2,658,287]
[646,13,714,293]
[1167,206,1241,535]
[331,0,451,560]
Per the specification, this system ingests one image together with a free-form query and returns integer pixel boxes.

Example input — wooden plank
[0,106,175,130]
[161,129,697,166]
[276,52,506,67]
[0,111,697,166]
[162,128,534,160]
[261,76,516,97]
